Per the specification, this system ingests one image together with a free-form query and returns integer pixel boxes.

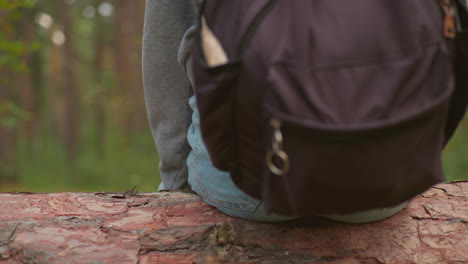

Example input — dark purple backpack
[192,0,468,216]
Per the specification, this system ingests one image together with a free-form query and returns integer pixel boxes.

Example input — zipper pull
[442,0,457,39]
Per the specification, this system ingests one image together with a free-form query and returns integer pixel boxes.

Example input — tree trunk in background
[0,77,18,186]
[0,8,19,185]
[114,0,132,141]
[24,5,46,151]
[18,8,37,150]
[30,31,45,148]
[58,0,80,165]
[129,0,147,133]
[48,30,65,144]
[114,0,147,143]
[94,0,106,157]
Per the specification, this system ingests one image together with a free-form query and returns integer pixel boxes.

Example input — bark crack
[432,186,453,197]
[422,204,435,219]
[0,225,17,246]
[0,224,18,260]
[416,221,429,250]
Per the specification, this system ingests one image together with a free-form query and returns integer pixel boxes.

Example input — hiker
[143,0,467,223]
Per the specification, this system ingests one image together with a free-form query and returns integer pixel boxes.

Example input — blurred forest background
[0,0,159,192]
[0,0,467,193]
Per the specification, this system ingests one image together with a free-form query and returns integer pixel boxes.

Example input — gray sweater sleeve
[142,0,198,190]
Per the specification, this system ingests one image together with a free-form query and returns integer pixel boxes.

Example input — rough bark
[0,182,466,264]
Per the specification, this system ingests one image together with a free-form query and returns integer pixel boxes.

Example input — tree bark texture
[0,182,466,264]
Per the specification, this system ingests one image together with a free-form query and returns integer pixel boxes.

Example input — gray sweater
[142,0,201,190]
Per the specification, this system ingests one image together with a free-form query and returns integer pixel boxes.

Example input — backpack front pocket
[260,41,453,216]
[261,101,449,216]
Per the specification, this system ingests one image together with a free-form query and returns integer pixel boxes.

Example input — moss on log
[0,182,466,264]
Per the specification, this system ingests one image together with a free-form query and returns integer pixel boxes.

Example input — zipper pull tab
[442,0,457,39]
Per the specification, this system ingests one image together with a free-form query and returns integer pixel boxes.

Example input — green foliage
[0,0,37,73]
[0,0,34,10]
[14,128,161,193]
[0,100,31,128]
[443,123,468,181]
[0,40,37,73]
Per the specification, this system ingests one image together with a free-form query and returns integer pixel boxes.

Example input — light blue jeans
[187,96,406,223]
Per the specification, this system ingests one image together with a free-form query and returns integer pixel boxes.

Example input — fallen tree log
[0,182,466,264]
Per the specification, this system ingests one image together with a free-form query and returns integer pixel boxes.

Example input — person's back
[143,0,467,223]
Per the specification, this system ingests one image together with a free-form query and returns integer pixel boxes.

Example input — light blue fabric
[186,95,406,223]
